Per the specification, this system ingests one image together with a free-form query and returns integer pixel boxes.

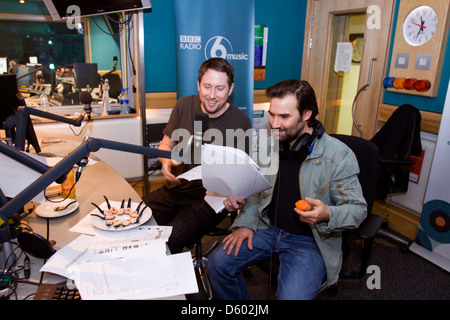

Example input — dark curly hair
[266,80,319,126]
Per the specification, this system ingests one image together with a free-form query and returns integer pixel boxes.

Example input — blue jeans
[207,224,326,300]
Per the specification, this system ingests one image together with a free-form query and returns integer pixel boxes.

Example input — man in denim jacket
[208,80,367,300]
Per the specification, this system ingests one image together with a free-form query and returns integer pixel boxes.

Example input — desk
[12,143,183,300]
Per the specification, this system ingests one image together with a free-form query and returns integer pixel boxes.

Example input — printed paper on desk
[201,144,272,200]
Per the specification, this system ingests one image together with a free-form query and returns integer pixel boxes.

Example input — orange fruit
[295,200,312,211]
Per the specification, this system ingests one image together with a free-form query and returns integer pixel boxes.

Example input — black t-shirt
[267,153,313,237]
[163,94,252,196]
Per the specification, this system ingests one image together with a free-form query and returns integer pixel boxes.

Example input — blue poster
[174,0,254,122]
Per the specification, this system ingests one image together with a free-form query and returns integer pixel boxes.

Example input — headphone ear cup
[290,133,313,161]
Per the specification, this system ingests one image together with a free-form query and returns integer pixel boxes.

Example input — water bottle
[119,88,129,114]
[40,92,49,111]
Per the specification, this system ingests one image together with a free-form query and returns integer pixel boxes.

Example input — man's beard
[279,121,306,144]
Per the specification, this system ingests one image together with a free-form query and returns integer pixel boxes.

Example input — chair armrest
[357,214,383,239]
[379,158,415,166]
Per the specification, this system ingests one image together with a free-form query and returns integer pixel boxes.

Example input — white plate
[89,200,151,231]
[36,199,79,218]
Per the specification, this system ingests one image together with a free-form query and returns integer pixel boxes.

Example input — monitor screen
[15,66,38,87]
[0,57,7,75]
[73,63,100,89]
[44,0,152,20]
[0,74,19,127]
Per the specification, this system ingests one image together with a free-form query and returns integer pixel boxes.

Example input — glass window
[0,13,123,111]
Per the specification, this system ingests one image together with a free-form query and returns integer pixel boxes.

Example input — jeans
[207,224,326,300]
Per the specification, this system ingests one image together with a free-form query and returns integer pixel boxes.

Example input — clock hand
[408,21,426,29]
[414,16,425,40]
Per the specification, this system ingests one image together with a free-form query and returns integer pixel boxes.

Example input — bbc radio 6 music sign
[174,0,254,122]
[179,34,249,62]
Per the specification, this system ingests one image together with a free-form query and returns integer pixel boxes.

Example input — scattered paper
[41,228,198,300]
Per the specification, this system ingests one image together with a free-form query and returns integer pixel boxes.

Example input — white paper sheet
[201,144,272,206]
[75,241,177,300]
[41,232,197,299]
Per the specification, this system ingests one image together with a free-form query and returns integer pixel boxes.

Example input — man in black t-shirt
[142,58,251,253]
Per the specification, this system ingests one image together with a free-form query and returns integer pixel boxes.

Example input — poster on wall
[254,24,268,81]
[409,82,450,272]
[173,0,255,122]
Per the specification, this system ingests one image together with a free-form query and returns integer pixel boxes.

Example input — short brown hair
[266,80,318,126]
[198,57,234,88]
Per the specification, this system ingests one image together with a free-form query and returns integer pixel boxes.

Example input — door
[302,0,395,138]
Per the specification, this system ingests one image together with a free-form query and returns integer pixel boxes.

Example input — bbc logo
[180,35,201,43]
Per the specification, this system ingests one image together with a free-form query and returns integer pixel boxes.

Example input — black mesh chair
[369,104,422,247]
[330,134,382,281]
[370,104,422,200]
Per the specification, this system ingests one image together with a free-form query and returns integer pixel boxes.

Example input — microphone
[79,90,93,120]
[194,113,209,149]
[75,156,89,182]
[192,113,209,164]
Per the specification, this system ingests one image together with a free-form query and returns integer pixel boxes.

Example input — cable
[267,167,281,299]
[69,117,90,136]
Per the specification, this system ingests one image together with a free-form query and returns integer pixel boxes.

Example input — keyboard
[34,284,81,300]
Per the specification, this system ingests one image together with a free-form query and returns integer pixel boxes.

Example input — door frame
[301,0,396,139]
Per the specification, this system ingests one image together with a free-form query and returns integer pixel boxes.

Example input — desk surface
[12,143,182,300]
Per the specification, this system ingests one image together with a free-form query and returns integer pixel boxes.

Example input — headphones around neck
[279,121,325,161]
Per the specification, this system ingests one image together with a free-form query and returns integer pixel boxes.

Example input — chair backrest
[331,134,379,214]
[370,104,422,159]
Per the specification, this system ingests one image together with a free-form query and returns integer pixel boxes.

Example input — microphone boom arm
[14,106,86,152]
[0,137,171,219]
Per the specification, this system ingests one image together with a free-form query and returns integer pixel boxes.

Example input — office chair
[329,134,382,280]
[369,104,422,247]
[370,104,422,200]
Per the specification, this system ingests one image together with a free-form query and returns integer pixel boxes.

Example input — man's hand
[223,196,245,212]
[222,227,253,256]
[158,135,180,184]
[160,158,181,184]
[294,197,330,224]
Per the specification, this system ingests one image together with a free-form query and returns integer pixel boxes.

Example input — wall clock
[386,0,450,97]
[402,5,438,47]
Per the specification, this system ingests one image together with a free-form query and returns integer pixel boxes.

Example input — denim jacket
[231,133,367,285]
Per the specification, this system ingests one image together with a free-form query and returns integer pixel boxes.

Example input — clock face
[402,5,438,46]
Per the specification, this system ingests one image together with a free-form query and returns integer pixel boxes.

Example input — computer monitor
[0,74,19,128]
[0,74,40,153]
[0,58,7,75]
[15,66,38,87]
[73,63,100,90]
